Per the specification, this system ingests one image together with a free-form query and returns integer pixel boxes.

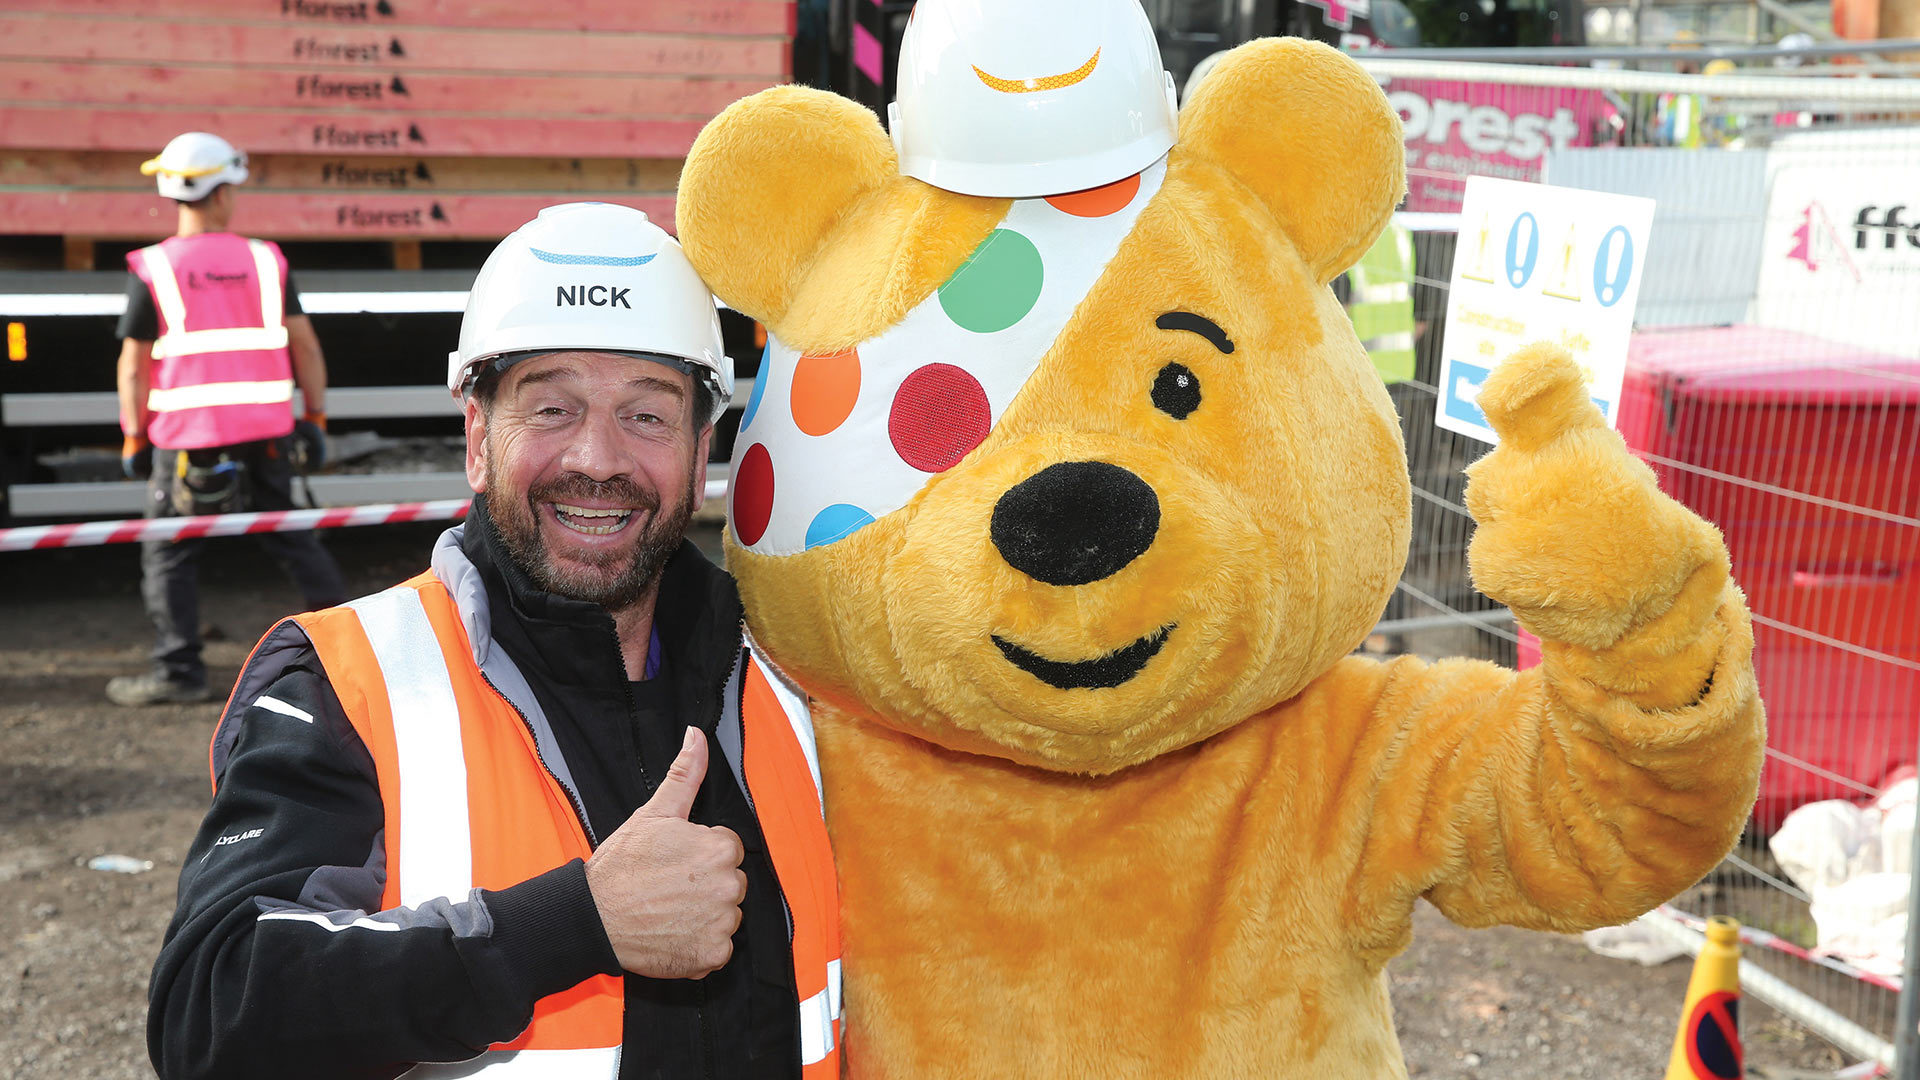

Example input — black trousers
[141,437,347,685]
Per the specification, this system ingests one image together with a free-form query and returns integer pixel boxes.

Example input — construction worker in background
[1653,31,1707,147]
[149,203,837,1079]
[1334,221,1419,384]
[108,132,345,707]
[1771,33,1819,130]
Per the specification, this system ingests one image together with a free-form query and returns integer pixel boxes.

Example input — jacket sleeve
[148,626,621,1080]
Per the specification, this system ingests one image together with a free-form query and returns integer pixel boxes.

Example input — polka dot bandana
[730,158,1166,556]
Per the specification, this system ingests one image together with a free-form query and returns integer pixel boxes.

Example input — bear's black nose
[990,461,1160,586]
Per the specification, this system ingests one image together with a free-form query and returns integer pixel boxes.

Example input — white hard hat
[888,0,1179,198]
[141,132,249,202]
[1775,31,1816,67]
[448,202,732,425]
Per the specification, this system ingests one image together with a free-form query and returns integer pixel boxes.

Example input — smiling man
[149,204,842,1080]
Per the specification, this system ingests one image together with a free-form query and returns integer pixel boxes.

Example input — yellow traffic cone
[1665,915,1743,1080]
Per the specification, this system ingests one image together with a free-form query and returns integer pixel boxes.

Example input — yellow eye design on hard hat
[139,155,246,179]
[973,49,1100,94]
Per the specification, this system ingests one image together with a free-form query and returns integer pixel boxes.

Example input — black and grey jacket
[148,497,800,1080]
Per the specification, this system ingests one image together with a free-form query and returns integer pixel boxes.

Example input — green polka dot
[937,229,1044,334]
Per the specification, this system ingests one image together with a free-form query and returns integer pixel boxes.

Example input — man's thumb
[639,727,707,820]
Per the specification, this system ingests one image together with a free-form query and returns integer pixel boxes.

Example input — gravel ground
[0,523,1856,1078]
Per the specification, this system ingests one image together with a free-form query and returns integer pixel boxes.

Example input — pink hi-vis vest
[128,232,295,450]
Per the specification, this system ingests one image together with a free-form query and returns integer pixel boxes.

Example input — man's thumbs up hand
[587,728,747,979]
[638,724,710,821]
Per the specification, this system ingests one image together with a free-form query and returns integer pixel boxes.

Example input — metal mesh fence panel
[1357,52,1920,1071]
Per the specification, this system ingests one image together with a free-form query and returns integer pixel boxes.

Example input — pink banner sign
[1387,78,1622,214]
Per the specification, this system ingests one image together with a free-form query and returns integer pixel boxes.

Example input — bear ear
[1176,38,1406,285]
[677,86,898,324]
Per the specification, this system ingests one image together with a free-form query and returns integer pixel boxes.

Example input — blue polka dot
[805,504,874,549]
[740,342,772,430]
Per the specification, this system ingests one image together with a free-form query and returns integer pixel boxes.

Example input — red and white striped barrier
[1,479,731,552]
[1658,904,1903,994]
[0,499,472,552]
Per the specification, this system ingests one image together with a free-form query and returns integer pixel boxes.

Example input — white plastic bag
[1582,921,1687,966]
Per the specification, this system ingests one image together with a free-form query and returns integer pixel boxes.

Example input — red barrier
[1658,905,1903,994]
[1,479,730,550]
[0,499,471,552]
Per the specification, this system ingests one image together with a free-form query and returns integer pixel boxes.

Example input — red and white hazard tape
[1658,904,1903,993]
[0,499,473,552]
[1,479,731,552]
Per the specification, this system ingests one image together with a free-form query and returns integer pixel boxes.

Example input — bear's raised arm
[1332,345,1765,946]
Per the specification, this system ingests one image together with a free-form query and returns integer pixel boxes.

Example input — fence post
[1898,769,1920,1079]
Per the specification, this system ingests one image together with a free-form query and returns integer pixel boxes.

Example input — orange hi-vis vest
[128,232,295,450]
[287,570,842,1077]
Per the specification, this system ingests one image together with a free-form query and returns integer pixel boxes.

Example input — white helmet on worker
[889,0,1178,198]
[141,132,249,203]
[1774,31,1817,67]
[448,202,732,426]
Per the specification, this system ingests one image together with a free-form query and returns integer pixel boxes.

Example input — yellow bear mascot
[678,16,1765,1079]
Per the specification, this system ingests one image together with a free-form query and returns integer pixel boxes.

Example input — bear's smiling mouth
[991,625,1175,690]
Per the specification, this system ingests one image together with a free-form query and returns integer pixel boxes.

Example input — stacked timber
[0,0,794,248]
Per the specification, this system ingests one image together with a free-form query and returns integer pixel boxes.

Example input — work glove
[292,412,328,471]
[122,434,151,481]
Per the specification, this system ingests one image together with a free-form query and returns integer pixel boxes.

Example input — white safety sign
[1435,177,1656,444]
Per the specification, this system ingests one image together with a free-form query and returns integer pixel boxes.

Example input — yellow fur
[679,36,1765,1078]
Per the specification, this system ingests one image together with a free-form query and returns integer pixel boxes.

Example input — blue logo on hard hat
[529,247,656,267]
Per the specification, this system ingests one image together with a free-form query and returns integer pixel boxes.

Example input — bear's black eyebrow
[1155,311,1234,355]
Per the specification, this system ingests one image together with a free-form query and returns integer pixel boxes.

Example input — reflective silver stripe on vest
[152,327,292,362]
[344,587,473,909]
[827,956,842,1025]
[1352,280,1408,304]
[141,245,191,331]
[1362,330,1416,353]
[249,239,285,332]
[403,1046,621,1078]
[144,239,291,360]
[796,956,845,1065]
[799,987,833,1065]
[147,376,294,412]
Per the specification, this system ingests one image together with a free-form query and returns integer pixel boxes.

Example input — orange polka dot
[1045,172,1142,218]
[790,347,862,437]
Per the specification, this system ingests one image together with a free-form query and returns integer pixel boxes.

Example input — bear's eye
[1152,363,1201,419]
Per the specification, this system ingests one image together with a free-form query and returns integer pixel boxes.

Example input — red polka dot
[731,443,774,546]
[889,364,991,473]
[1045,172,1142,218]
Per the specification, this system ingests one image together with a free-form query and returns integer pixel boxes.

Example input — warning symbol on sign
[1683,990,1741,1079]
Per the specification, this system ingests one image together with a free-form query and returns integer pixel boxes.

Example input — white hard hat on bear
[141,132,250,202]
[448,202,732,426]
[889,0,1178,198]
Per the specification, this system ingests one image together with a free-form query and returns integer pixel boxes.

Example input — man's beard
[487,456,698,611]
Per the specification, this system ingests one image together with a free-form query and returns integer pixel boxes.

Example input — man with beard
[149,204,842,1080]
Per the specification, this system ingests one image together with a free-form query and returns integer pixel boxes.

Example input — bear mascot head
[679,7,1764,1076]
[687,34,1411,776]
